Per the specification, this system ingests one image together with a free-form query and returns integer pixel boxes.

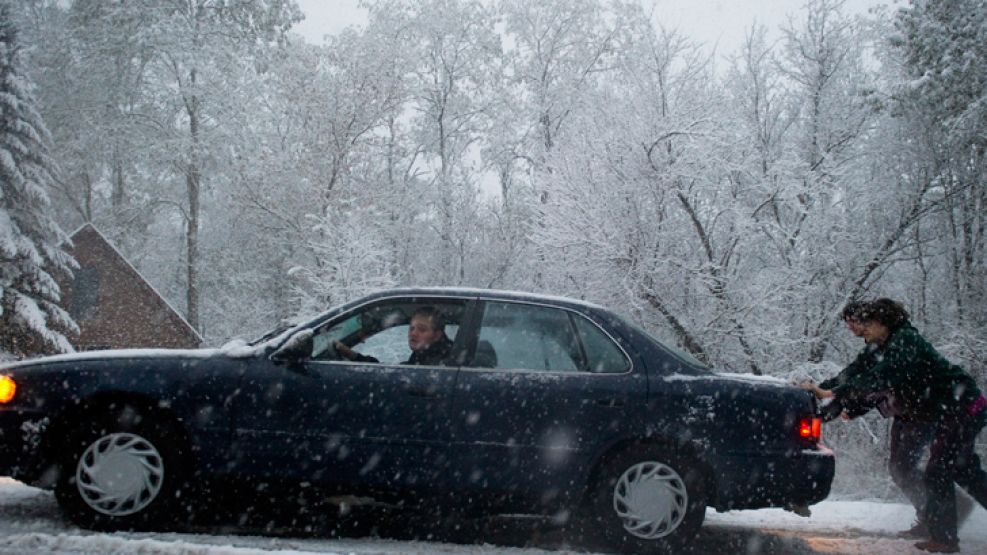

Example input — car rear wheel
[585,446,707,553]
[55,408,190,530]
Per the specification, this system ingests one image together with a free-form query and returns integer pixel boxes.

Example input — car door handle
[407,387,440,398]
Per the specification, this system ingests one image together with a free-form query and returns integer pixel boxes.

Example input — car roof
[359,287,609,312]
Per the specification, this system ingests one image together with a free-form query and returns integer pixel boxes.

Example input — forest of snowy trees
[1,0,985,495]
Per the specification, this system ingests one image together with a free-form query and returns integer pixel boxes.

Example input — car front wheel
[55,409,189,530]
[587,447,707,553]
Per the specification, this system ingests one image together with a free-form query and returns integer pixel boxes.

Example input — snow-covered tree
[887,0,987,372]
[0,3,76,356]
[289,205,398,319]
[45,0,302,335]
[8,0,983,388]
[400,0,502,285]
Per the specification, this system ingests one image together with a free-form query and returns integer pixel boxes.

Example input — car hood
[0,339,275,374]
[2,347,231,373]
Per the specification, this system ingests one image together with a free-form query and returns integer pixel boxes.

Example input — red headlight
[799,417,822,441]
[0,375,15,404]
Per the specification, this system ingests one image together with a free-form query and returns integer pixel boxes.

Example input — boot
[957,493,975,527]
[898,520,930,539]
[915,539,960,553]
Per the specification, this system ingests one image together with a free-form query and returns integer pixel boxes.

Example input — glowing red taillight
[799,417,822,441]
[0,375,15,404]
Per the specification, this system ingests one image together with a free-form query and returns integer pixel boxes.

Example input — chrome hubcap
[613,461,688,539]
[76,433,164,516]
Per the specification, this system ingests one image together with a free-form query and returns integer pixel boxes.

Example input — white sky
[293,0,365,43]
[293,0,895,55]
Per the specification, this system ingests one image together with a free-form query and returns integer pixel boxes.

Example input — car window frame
[301,295,479,370]
[569,310,632,374]
[461,299,634,376]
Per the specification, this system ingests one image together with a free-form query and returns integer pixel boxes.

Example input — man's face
[408,314,443,353]
[858,319,890,345]
[844,317,865,338]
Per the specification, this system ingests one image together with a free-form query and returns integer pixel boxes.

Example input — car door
[231,297,474,490]
[447,299,647,509]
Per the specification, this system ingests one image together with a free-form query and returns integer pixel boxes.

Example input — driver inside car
[333,327,380,363]
[334,306,452,366]
[402,306,453,365]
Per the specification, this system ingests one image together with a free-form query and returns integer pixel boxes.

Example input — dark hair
[410,306,445,332]
[857,298,909,329]
[840,300,867,321]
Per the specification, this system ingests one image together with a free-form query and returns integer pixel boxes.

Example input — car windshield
[248,315,320,347]
[248,298,364,347]
[248,324,292,346]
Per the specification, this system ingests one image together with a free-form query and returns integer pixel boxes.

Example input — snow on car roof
[365,286,608,310]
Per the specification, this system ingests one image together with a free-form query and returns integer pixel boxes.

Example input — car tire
[54,407,191,531]
[583,446,707,554]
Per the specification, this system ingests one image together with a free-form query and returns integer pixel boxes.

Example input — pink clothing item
[968,394,987,417]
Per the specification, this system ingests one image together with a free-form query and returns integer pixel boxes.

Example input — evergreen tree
[892,0,987,334]
[0,2,75,356]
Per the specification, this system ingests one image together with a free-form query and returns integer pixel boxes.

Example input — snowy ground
[1,477,986,555]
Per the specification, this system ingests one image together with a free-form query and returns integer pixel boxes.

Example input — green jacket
[821,342,882,390]
[819,344,880,420]
[831,323,982,422]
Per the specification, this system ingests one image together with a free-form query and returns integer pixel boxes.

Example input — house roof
[67,223,203,344]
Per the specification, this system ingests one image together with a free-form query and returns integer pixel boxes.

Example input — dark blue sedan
[0,288,833,552]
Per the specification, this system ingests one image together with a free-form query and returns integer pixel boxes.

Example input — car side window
[359,323,460,363]
[475,302,581,372]
[349,324,410,363]
[572,314,630,373]
[310,300,463,365]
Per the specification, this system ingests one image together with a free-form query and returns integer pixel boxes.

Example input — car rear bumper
[0,408,50,483]
[710,445,835,511]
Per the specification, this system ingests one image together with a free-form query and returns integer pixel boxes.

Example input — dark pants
[889,418,933,519]
[924,414,987,544]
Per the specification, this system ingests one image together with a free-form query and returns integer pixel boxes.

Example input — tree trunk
[185,75,201,332]
[640,275,710,365]
[111,148,126,209]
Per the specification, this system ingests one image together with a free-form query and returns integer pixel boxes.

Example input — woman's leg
[889,418,933,521]
[924,416,987,546]
[952,426,987,510]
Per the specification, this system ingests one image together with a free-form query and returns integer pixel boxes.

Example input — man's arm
[334,341,379,363]
[831,331,916,402]
[819,346,876,390]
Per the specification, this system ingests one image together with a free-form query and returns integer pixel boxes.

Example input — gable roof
[62,223,203,349]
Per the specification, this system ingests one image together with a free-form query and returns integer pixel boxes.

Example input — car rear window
[572,314,630,373]
[473,301,629,374]
[478,302,580,372]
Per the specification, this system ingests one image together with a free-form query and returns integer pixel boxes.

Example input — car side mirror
[271,329,314,362]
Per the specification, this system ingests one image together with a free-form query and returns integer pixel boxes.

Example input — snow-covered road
[2,477,985,554]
